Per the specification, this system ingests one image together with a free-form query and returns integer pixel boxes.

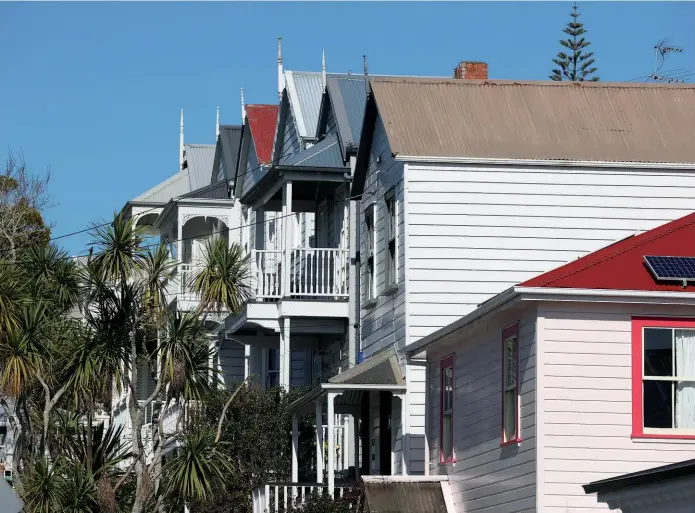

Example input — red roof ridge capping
[246,104,279,165]
[519,212,695,291]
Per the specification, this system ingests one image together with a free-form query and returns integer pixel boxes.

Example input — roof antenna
[322,49,327,91]
[216,106,220,139]
[240,88,246,124]
[179,108,185,171]
[363,54,369,97]
[277,36,284,102]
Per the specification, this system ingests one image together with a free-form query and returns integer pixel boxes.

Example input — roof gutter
[394,155,695,170]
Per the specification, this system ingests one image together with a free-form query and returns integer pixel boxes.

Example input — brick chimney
[453,61,488,80]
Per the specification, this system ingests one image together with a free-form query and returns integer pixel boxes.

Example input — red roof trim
[246,104,279,165]
[519,213,695,291]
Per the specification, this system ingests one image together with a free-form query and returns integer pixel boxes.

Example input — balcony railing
[252,483,351,513]
[254,250,282,299]
[174,263,202,302]
[290,248,349,298]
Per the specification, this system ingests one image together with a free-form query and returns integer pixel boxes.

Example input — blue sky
[1,1,693,255]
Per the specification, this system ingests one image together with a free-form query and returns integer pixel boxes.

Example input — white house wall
[406,163,695,343]
[427,309,537,513]
[539,301,695,513]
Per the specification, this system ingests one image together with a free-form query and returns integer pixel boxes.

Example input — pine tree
[550,2,599,82]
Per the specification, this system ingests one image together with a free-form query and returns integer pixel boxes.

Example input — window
[632,318,695,438]
[501,323,520,445]
[364,206,375,301]
[440,354,455,463]
[267,348,280,388]
[385,191,397,287]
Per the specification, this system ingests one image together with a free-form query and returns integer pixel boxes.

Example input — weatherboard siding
[282,108,301,158]
[539,302,695,513]
[359,115,405,358]
[406,162,695,343]
[219,341,246,387]
[428,311,537,513]
[241,135,262,199]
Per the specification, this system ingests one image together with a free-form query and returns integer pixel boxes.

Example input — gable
[245,104,278,165]
[520,212,695,291]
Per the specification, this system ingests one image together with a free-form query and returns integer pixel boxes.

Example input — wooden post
[292,414,299,483]
[282,182,293,297]
[353,414,360,480]
[315,400,324,484]
[280,318,291,390]
[327,392,336,496]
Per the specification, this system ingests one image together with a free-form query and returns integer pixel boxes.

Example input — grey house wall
[427,308,537,513]
[359,115,405,359]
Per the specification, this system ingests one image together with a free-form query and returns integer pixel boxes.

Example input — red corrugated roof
[520,213,695,291]
[246,104,278,164]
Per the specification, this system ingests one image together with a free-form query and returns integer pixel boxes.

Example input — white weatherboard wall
[428,309,537,513]
[406,163,695,343]
[539,301,695,513]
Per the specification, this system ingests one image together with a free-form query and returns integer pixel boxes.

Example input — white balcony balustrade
[290,248,349,298]
[252,483,350,513]
[253,250,282,299]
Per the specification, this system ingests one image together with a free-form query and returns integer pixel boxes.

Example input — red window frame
[440,354,455,463]
[501,322,521,446]
[632,317,695,440]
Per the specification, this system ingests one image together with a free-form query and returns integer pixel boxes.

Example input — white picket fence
[252,483,349,513]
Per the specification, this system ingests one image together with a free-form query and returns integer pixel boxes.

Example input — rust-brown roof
[370,77,695,164]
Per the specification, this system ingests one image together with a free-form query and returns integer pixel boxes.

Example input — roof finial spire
[277,36,284,102]
[179,108,185,170]
[216,106,220,139]
[363,55,369,97]
[321,49,327,91]
[240,87,246,124]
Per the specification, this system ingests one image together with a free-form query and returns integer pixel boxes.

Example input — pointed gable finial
[216,106,220,139]
[240,87,246,124]
[363,55,369,97]
[277,36,284,102]
[321,49,327,91]
[179,108,185,170]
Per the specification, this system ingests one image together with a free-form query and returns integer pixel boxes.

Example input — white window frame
[502,323,520,445]
[363,205,376,302]
[641,326,695,436]
[384,189,398,288]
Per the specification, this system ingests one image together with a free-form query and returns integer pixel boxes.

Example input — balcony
[252,247,349,301]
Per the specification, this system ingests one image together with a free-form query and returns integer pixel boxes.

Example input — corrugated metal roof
[182,143,215,190]
[218,125,242,182]
[246,104,279,164]
[280,133,343,168]
[327,76,367,150]
[132,170,191,203]
[328,347,403,386]
[285,71,348,140]
[363,481,448,513]
[370,77,695,164]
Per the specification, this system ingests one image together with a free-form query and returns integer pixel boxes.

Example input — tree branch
[216,377,250,443]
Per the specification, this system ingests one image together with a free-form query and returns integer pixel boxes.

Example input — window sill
[632,433,695,442]
[500,438,522,448]
[362,298,378,310]
[382,284,399,297]
[438,458,456,466]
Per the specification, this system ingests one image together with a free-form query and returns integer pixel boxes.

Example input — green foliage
[550,3,599,82]
[192,237,253,314]
[183,383,312,513]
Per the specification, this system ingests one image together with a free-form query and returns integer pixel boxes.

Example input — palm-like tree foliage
[89,214,145,282]
[0,260,25,336]
[192,238,252,314]
[20,458,64,513]
[164,427,232,503]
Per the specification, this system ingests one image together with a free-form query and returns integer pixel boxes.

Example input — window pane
[676,381,695,429]
[644,380,673,428]
[504,389,517,441]
[442,414,452,460]
[675,329,695,378]
[269,349,280,371]
[644,328,673,377]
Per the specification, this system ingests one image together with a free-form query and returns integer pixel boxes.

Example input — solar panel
[644,256,695,282]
